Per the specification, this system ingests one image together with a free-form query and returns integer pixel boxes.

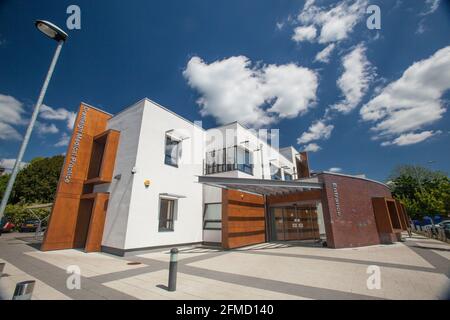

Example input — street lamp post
[0,21,68,226]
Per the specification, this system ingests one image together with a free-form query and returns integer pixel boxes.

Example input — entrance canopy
[197,176,322,196]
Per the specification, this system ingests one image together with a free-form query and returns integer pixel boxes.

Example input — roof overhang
[197,176,322,196]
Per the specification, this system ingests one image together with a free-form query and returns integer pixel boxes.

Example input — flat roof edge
[80,102,114,116]
[197,175,323,189]
[319,172,389,188]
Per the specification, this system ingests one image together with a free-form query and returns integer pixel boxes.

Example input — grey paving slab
[243,250,441,275]
[405,241,450,278]
[0,237,136,300]
[178,264,383,300]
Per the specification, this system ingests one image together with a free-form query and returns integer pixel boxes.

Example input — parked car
[436,220,450,228]
[1,217,15,233]
[19,219,41,233]
[443,224,450,239]
[435,220,450,237]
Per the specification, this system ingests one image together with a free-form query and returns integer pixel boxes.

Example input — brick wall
[319,173,392,248]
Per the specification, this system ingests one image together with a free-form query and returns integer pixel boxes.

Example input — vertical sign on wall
[332,183,342,216]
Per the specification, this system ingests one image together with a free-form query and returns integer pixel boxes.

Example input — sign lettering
[64,106,88,183]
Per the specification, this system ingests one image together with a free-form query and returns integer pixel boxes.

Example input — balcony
[204,146,254,176]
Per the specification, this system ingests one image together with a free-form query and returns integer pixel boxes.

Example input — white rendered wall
[205,122,295,180]
[123,99,205,250]
[97,101,145,249]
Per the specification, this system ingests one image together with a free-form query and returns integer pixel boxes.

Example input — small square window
[159,198,176,232]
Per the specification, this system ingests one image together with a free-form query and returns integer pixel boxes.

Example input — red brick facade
[318,173,392,248]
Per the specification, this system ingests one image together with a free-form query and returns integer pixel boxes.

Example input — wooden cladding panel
[222,189,266,249]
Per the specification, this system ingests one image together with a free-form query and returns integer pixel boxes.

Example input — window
[237,147,253,175]
[159,198,176,231]
[203,203,222,230]
[205,146,253,175]
[164,136,180,167]
[270,163,282,180]
[284,172,293,181]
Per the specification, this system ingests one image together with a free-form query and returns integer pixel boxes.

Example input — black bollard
[168,248,178,292]
[12,280,35,300]
[0,262,5,277]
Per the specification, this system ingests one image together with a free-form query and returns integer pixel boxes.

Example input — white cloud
[264,64,319,119]
[297,120,334,144]
[39,104,76,130]
[276,22,285,30]
[36,122,59,135]
[303,143,321,152]
[329,167,343,173]
[183,56,318,127]
[296,0,368,44]
[421,0,440,15]
[292,26,317,42]
[0,94,26,140]
[417,0,441,34]
[381,131,441,146]
[333,44,374,113]
[0,158,28,173]
[55,132,70,147]
[361,46,450,145]
[314,43,336,63]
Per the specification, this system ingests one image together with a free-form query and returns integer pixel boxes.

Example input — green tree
[389,165,450,219]
[0,173,10,200]
[7,155,64,205]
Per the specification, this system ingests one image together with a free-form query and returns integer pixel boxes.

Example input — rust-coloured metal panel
[395,200,409,231]
[84,193,109,253]
[41,104,113,251]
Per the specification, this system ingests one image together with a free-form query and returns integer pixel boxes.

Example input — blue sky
[0,0,449,182]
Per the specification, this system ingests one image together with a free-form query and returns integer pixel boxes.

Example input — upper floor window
[237,147,253,175]
[205,145,253,175]
[270,163,282,180]
[164,135,180,167]
[284,172,293,181]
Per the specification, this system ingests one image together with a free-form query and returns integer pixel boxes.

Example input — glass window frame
[158,198,176,232]
[270,163,282,180]
[164,135,180,168]
[203,202,222,230]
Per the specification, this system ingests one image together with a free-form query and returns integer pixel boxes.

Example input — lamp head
[35,20,68,42]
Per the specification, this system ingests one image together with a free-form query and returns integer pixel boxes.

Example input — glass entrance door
[269,205,320,241]
[272,207,286,241]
